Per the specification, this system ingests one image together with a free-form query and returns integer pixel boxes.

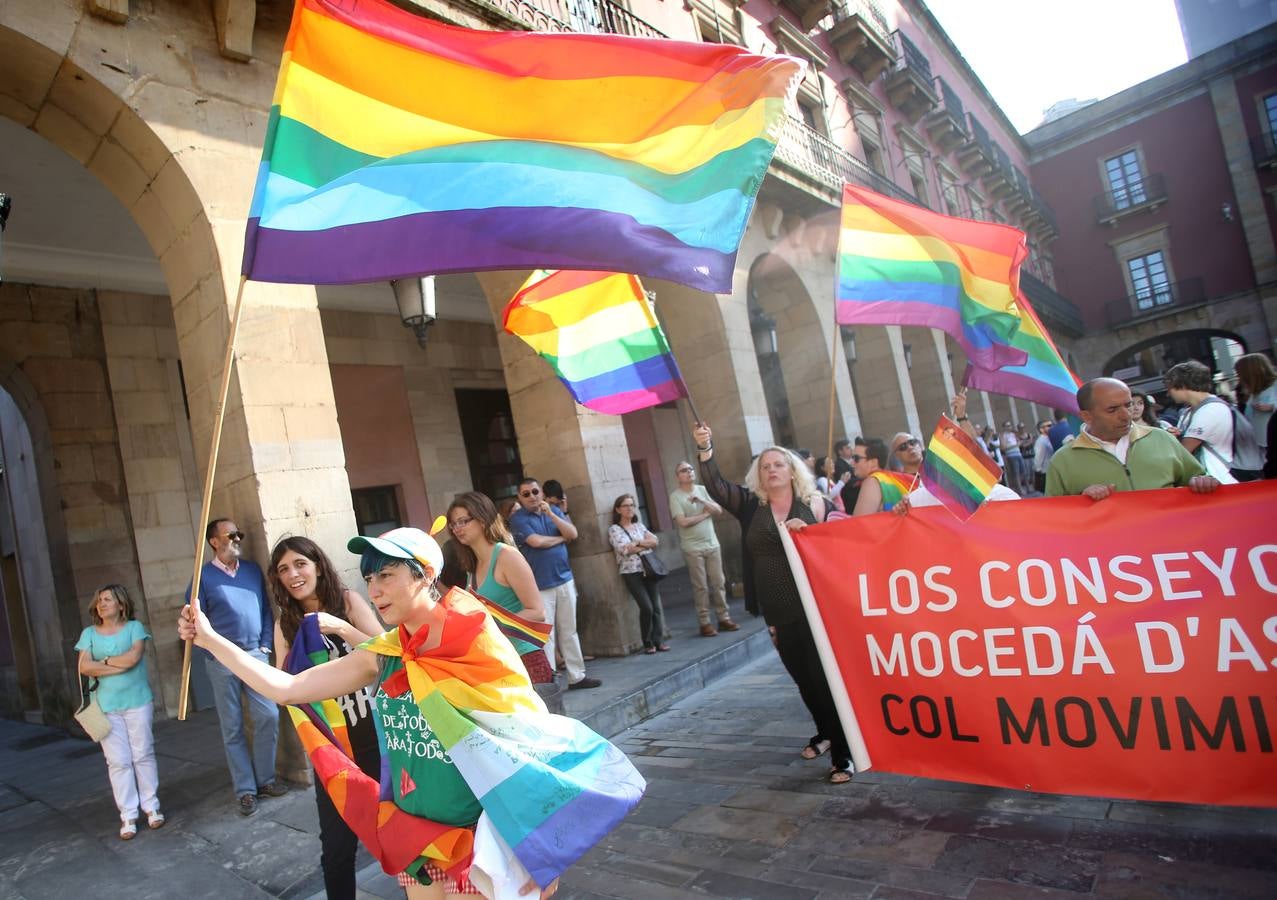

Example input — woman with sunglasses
[445,492,552,683]
[691,422,852,784]
[268,536,383,900]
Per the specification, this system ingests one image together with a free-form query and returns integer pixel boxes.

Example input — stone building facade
[0,0,1082,726]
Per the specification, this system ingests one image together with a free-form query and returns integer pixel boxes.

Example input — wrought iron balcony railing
[1104,276,1206,328]
[1020,273,1083,338]
[479,0,667,38]
[833,0,891,41]
[773,116,921,207]
[1094,172,1168,224]
[887,30,933,82]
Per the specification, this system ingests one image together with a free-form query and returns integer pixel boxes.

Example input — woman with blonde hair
[446,491,552,682]
[691,424,851,783]
[1235,353,1277,451]
[75,583,163,839]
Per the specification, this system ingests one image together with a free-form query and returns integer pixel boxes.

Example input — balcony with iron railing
[1104,277,1206,328]
[882,31,937,123]
[956,113,995,177]
[773,115,921,206]
[1251,131,1277,168]
[1020,272,1083,338]
[827,0,895,80]
[1094,172,1168,225]
[475,0,667,38]
[1006,166,1033,214]
[780,0,837,30]
[923,76,968,153]
[982,142,1015,198]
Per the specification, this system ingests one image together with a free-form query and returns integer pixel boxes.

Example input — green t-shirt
[668,485,720,553]
[375,657,481,827]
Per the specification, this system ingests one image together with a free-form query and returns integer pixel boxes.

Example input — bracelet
[696,442,712,453]
[956,416,969,422]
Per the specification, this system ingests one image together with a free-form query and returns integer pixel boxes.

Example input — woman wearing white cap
[179,526,570,899]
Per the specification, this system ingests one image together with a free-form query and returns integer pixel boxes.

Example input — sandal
[643,646,657,655]
[829,760,853,784]
[119,820,138,841]
[800,736,831,760]
[656,644,671,652]
[146,809,165,830]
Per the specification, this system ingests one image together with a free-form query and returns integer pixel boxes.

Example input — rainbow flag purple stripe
[503,270,688,416]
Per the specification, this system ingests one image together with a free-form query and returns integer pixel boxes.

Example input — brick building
[0,0,1082,725]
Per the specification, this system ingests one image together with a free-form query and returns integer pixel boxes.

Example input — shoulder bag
[74,675,111,742]
[627,526,667,581]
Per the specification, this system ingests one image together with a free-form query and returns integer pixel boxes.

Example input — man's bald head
[1076,378,1129,413]
[1077,378,1133,442]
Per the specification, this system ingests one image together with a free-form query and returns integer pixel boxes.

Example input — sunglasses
[850,455,867,463]
[448,516,474,531]
[221,531,245,542]
[520,488,541,498]
[893,439,921,452]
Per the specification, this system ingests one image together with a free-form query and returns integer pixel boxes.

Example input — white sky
[921,0,1190,133]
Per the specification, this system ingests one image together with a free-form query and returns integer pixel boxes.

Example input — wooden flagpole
[177,275,249,721]
[826,305,841,461]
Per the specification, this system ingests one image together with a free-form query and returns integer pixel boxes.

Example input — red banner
[788,482,1277,807]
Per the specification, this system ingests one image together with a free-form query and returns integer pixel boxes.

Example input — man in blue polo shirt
[188,517,286,816]
[508,478,601,690]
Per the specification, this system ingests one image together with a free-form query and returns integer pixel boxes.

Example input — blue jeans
[204,649,280,797]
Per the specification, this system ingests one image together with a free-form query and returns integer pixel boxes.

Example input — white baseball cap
[347,527,443,575]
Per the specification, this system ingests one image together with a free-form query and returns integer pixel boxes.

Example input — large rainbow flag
[963,291,1082,414]
[836,184,1028,371]
[921,414,1003,521]
[283,614,473,884]
[241,0,804,294]
[504,270,688,415]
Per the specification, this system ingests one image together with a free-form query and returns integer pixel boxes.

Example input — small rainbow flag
[241,0,804,293]
[836,184,1028,371]
[473,593,552,650]
[963,291,1082,414]
[504,270,687,415]
[921,415,1003,521]
[868,470,918,511]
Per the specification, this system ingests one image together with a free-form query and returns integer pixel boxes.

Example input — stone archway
[1102,328,1248,397]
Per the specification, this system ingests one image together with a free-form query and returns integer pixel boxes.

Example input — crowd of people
[68,353,1273,895]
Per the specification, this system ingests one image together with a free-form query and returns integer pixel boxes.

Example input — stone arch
[747,252,857,453]
[1102,327,1248,396]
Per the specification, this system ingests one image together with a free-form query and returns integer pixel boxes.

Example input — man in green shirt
[669,461,738,636]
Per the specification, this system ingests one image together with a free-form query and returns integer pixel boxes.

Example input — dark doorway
[456,389,524,502]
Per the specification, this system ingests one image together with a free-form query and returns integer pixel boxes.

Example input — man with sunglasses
[508,479,601,690]
[187,518,284,816]
[889,432,924,478]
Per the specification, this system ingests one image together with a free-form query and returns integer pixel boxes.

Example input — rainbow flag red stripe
[503,270,687,415]
[921,415,1003,521]
[241,0,804,293]
[837,184,1028,371]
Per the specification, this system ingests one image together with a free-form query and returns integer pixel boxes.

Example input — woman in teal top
[445,492,553,683]
[74,584,163,840]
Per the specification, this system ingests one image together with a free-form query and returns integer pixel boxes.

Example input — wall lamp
[391,276,436,349]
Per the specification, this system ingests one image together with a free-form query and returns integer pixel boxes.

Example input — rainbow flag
[963,291,1082,414]
[836,184,1028,371]
[241,0,804,294]
[283,615,473,884]
[362,588,646,889]
[504,270,688,415]
[921,414,1003,521]
[868,470,917,511]
[474,593,552,650]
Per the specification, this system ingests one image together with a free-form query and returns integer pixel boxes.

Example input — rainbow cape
[963,291,1082,414]
[283,614,472,884]
[869,470,917,511]
[361,588,645,889]
[504,270,688,415]
[836,184,1028,371]
[241,0,805,293]
[921,415,1004,521]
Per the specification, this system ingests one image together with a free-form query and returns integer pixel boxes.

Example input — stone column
[477,272,642,656]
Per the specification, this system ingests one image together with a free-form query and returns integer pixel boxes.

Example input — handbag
[626,525,667,581]
[74,676,111,742]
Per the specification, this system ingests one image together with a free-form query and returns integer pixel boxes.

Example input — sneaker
[257,781,290,798]
[238,793,258,817]
[568,676,602,690]
[699,623,718,637]
[717,619,740,632]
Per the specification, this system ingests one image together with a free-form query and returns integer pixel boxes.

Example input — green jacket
[1045,423,1205,497]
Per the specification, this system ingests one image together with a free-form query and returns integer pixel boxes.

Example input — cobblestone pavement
[1,644,1273,898]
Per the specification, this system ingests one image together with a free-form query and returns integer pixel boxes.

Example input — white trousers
[100,703,159,823]
[540,579,586,683]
